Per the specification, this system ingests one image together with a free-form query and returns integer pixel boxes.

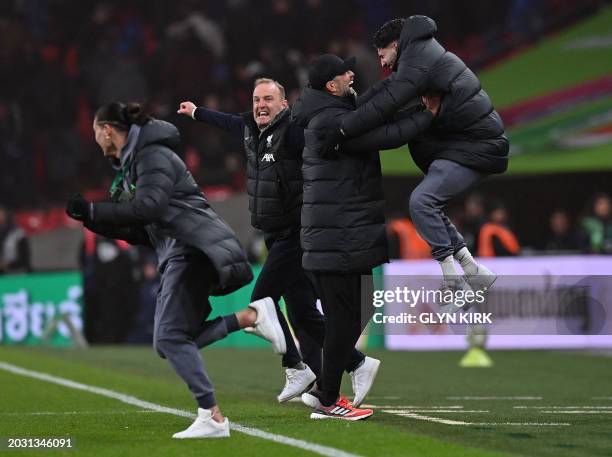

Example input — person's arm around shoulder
[340,50,429,138]
[341,93,440,154]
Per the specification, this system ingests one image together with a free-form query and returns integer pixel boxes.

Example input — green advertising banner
[0,271,83,346]
[0,266,384,349]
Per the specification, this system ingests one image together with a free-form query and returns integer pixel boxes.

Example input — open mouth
[257,110,269,118]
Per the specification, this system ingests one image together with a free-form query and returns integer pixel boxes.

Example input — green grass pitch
[1,346,611,457]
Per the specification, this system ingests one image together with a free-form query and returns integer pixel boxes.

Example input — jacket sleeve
[83,221,152,247]
[356,78,391,107]
[93,148,176,227]
[193,107,245,140]
[341,45,430,137]
[285,122,305,151]
[341,110,433,154]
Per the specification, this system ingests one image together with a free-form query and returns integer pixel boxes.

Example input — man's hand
[177,101,197,118]
[421,92,441,116]
[66,194,93,223]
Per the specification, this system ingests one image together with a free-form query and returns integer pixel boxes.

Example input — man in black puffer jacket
[328,16,506,293]
[66,102,286,439]
[178,78,380,405]
[291,54,438,420]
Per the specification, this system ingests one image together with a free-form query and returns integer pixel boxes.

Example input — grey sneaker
[438,276,473,312]
[464,264,497,292]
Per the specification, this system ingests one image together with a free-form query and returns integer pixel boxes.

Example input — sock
[291,361,307,370]
[454,247,479,276]
[223,314,240,333]
[352,358,365,372]
[439,255,458,277]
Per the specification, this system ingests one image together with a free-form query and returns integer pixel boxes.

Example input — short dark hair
[95,102,150,131]
[373,18,405,48]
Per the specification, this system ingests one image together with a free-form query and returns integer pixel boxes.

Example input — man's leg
[153,256,229,438]
[251,236,305,369]
[409,159,486,273]
[270,232,366,376]
[315,272,366,406]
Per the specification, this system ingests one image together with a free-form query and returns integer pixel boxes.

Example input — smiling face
[252,82,288,128]
[377,41,398,69]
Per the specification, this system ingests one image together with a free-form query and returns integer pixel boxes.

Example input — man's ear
[393,40,398,50]
[281,99,289,109]
[325,80,335,93]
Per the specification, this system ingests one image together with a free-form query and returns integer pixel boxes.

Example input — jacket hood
[291,87,355,127]
[136,119,181,150]
[397,15,437,62]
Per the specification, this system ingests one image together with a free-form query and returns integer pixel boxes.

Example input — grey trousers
[409,159,486,261]
[153,255,231,409]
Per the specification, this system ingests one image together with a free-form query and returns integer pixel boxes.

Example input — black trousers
[251,228,364,376]
[311,270,374,405]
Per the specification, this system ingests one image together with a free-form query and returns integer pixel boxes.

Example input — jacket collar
[242,108,290,139]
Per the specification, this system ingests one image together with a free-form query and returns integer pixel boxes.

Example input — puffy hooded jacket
[292,88,389,273]
[341,15,509,174]
[89,119,253,295]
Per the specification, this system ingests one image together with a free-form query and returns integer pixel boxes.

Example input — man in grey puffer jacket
[66,101,286,439]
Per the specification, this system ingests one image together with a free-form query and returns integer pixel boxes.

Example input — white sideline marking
[543,411,612,414]
[0,410,163,416]
[475,423,570,426]
[515,406,612,409]
[386,410,489,413]
[385,412,470,425]
[384,411,570,427]
[366,396,401,400]
[362,404,464,409]
[592,397,612,400]
[447,396,542,400]
[0,361,362,457]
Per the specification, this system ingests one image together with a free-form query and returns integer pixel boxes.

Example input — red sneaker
[310,395,373,421]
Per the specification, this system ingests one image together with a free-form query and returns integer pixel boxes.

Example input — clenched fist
[177,101,197,118]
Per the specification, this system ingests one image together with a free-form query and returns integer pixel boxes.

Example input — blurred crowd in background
[0,0,605,208]
[1,0,610,345]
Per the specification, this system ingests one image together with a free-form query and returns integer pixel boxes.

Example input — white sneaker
[464,264,497,292]
[277,365,317,403]
[248,297,287,354]
[301,391,321,409]
[350,356,380,407]
[172,408,230,439]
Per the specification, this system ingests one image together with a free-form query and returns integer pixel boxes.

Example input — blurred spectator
[544,209,581,252]
[125,251,159,344]
[387,216,430,259]
[579,193,612,254]
[0,206,31,274]
[477,201,521,257]
[80,229,140,343]
[1,0,604,207]
[460,193,486,253]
